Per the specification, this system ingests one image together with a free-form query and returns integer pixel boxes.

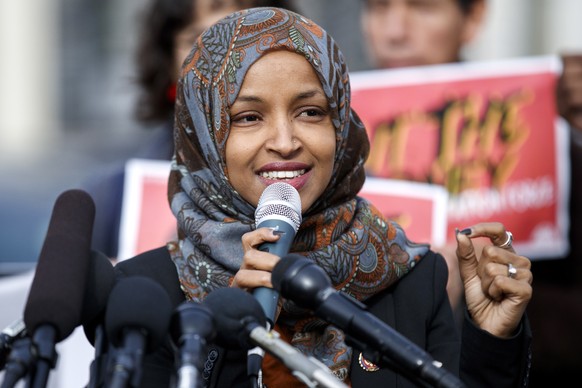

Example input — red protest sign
[351,56,569,258]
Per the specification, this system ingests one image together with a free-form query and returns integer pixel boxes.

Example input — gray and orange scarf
[166,7,429,381]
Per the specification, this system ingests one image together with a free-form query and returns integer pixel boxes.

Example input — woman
[112,7,532,387]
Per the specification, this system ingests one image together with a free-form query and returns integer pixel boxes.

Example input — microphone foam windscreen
[271,254,305,290]
[82,250,115,345]
[105,276,172,352]
[255,182,302,230]
[272,254,331,310]
[23,189,95,341]
[203,288,267,349]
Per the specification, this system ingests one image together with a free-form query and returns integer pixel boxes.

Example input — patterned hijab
[167,7,429,381]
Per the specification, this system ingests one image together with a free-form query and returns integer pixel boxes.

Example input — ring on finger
[507,263,517,279]
[499,231,513,249]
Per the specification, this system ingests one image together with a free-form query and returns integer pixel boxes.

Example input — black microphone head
[23,189,95,341]
[203,288,266,350]
[105,276,172,352]
[272,254,331,310]
[170,301,216,348]
[82,250,115,345]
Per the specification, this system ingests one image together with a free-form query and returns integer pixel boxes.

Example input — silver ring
[507,263,517,279]
[499,231,513,249]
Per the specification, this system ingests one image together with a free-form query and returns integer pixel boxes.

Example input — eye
[297,107,330,122]
[231,112,262,127]
[301,109,323,117]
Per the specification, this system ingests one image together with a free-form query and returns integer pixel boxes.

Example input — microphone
[81,250,115,388]
[204,288,348,388]
[105,276,173,388]
[169,301,216,388]
[22,189,96,388]
[82,250,116,345]
[272,255,466,388]
[250,183,302,385]
[0,318,27,371]
[253,182,302,326]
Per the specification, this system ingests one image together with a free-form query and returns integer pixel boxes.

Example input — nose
[265,119,300,156]
[380,5,409,43]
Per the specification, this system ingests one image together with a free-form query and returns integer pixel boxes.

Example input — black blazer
[104,247,531,388]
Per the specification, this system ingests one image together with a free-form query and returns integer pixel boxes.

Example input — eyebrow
[234,89,326,104]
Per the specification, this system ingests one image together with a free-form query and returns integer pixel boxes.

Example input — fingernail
[459,228,472,236]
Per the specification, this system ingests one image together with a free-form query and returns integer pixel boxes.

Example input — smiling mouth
[258,169,306,180]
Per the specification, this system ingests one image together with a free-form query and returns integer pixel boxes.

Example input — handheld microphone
[22,189,96,388]
[272,254,466,388]
[169,301,216,388]
[0,319,27,371]
[204,288,348,388]
[105,276,173,388]
[253,182,301,326]
[250,183,301,385]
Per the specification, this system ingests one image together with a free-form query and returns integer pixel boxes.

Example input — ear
[461,0,487,45]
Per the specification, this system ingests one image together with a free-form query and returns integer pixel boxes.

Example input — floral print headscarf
[167,7,429,381]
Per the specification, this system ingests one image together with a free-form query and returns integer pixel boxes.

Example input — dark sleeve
[422,252,462,377]
[113,246,185,308]
[460,310,532,387]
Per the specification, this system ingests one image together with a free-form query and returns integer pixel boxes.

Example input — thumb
[456,229,479,283]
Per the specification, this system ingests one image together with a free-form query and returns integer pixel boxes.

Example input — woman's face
[225,51,336,213]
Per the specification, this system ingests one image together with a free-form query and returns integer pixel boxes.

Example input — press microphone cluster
[272,254,466,388]
[2,186,468,388]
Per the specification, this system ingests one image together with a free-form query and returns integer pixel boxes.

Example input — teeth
[259,169,306,179]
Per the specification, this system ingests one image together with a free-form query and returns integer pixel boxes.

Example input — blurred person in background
[85,0,298,260]
[359,0,582,385]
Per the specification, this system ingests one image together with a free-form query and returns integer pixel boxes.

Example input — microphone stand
[29,325,59,388]
[1,337,34,388]
[247,320,270,388]
[107,331,146,388]
[247,346,264,388]
[0,319,27,371]
[87,324,107,388]
[175,334,203,388]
